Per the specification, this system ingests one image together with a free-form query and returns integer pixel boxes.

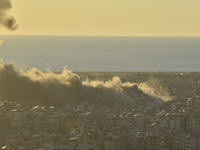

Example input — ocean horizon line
[1,34,200,37]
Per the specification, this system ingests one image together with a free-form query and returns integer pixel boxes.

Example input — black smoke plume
[0,0,18,30]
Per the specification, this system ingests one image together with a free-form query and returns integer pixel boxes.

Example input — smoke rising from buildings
[0,0,18,30]
[139,78,172,102]
[0,60,171,107]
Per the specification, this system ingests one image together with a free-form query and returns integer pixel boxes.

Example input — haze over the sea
[0,35,200,72]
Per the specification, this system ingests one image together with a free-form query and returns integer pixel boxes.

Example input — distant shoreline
[70,71,200,74]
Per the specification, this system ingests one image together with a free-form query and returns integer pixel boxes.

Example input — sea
[0,35,200,72]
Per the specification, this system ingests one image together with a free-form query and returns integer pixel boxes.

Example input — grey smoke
[0,60,166,107]
[0,0,18,30]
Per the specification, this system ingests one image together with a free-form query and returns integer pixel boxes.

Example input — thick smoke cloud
[0,60,167,107]
[0,0,18,30]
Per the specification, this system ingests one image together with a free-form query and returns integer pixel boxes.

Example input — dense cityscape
[1,72,200,150]
[0,0,199,149]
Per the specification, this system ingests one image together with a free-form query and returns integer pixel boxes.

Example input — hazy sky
[1,0,200,36]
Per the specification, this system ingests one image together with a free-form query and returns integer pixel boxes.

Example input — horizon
[1,1,200,149]
[1,34,200,37]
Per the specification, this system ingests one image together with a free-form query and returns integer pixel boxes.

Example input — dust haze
[0,60,172,107]
[138,78,172,102]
